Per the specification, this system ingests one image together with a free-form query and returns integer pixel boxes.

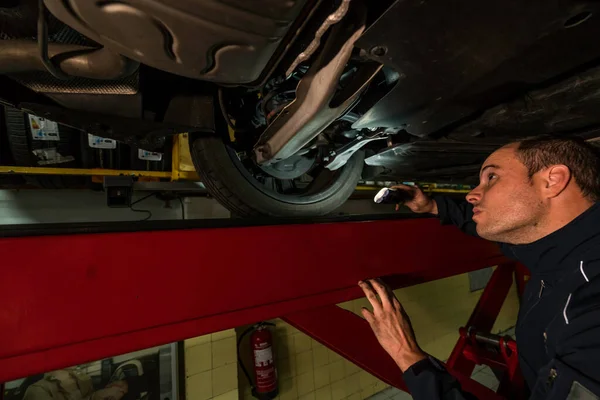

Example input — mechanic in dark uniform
[359,136,600,399]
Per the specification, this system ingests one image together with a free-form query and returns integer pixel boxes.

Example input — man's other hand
[359,279,427,372]
[391,184,438,215]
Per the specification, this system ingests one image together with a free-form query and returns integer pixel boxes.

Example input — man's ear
[544,165,571,198]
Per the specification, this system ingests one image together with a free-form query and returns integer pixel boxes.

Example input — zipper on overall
[519,279,547,328]
[538,280,546,298]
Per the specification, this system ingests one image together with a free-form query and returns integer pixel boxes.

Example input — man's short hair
[516,136,600,201]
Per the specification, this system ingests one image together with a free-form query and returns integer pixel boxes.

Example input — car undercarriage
[1,0,600,216]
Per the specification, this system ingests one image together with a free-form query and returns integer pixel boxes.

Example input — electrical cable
[177,196,185,220]
[131,192,157,206]
[130,207,152,221]
[237,326,256,393]
[129,192,158,221]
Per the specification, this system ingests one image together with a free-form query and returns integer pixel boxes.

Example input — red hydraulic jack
[446,263,529,400]
[0,217,529,399]
[451,328,524,399]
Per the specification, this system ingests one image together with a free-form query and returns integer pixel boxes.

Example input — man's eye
[488,173,497,180]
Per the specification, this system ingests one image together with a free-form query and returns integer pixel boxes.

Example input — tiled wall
[185,329,239,400]
[239,271,519,400]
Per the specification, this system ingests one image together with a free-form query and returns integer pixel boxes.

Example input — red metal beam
[0,218,507,382]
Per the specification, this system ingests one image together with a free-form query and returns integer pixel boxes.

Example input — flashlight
[373,187,413,204]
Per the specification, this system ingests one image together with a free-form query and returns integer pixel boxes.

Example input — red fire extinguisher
[239,322,278,400]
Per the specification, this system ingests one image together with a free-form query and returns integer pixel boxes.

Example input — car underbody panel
[353,0,600,141]
[43,0,310,85]
[365,141,499,183]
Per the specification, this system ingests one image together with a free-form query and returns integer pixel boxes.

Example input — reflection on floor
[471,364,501,392]
[368,386,413,400]
[367,326,517,399]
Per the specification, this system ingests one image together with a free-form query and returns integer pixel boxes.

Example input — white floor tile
[369,392,389,400]
[391,391,413,400]
[471,364,486,375]
[479,366,496,376]
[472,371,500,390]
[382,387,400,397]
[368,388,411,400]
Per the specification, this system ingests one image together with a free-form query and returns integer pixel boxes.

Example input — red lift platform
[0,216,528,399]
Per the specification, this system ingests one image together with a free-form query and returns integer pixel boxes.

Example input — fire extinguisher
[238,322,278,400]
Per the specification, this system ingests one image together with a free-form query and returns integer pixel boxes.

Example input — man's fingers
[390,184,414,192]
[361,307,375,324]
[375,277,392,290]
[359,280,382,313]
[391,185,419,209]
[393,296,402,310]
[371,279,395,309]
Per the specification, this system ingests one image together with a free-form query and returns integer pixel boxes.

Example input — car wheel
[189,134,363,217]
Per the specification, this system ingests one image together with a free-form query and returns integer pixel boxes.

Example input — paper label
[28,115,60,141]
[253,347,273,367]
[138,149,162,161]
[88,134,117,149]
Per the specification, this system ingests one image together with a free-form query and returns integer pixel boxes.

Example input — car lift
[0,216,529,399]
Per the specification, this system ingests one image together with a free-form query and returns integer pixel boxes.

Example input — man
[359,137,600,399]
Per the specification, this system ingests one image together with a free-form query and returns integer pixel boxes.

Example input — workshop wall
[184,329,239,400]
[235,271,519,400]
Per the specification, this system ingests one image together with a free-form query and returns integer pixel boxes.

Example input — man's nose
[466,187,482,204]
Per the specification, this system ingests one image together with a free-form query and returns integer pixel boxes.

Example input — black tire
[4,106,83,188]
[0,105,24,186]
[189,135,363,217]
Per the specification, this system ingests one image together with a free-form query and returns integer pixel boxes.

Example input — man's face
[466,143,545,243]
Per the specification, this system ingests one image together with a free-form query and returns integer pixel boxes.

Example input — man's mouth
[473,207,482,216]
